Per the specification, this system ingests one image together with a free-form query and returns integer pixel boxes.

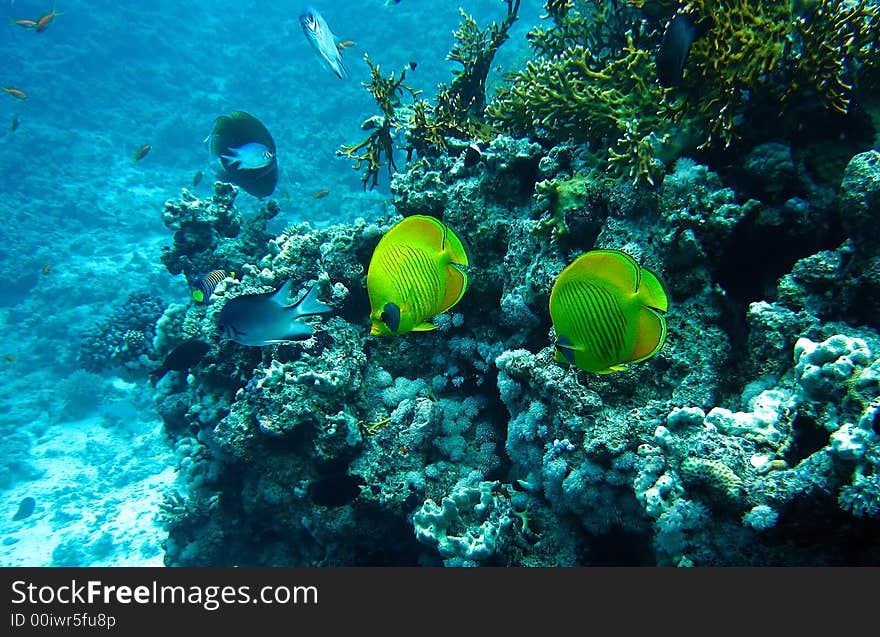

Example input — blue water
[3,1,879,567]
[0,0,547,566]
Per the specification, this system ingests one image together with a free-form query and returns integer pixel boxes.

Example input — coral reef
[337,55,421,190]
[151,4,880,563]
[487,0,880,184]
[78,293,165,374]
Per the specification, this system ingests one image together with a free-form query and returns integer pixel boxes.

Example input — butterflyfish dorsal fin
[380,215,447,253]
[565,249,641,294]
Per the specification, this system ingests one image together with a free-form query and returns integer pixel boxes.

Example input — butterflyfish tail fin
[628,306,668,364]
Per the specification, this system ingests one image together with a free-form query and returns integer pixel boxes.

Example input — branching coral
[341,2,521,186]
[407,1,521,157]
[488,6,671,185]
[675,0,792,147]
[490,0,880,183]
[337,54,420,190]
[787,0,880,114]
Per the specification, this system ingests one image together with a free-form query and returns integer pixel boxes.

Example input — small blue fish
[299,6,347,79]
[218,280,332,346]
[220,142,274,171]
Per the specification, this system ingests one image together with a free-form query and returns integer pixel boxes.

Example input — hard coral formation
[156,91,880,565]
[78,293,165,374]
[489,2,672,185]
[488,0,880,184]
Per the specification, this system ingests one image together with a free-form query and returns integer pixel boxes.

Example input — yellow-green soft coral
[488,2,677,185]
[534,172,593,236]
[787,0,880,114]
[490,0,880,183]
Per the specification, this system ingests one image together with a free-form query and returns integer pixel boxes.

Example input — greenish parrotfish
[549,249,669,374]
[299,6,347,79]
[218,280,332,346]
[206,110,278,198]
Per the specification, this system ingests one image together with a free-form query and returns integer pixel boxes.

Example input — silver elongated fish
[299,6,347,79]
[218,280,332,346]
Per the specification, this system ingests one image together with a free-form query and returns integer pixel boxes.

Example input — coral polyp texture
[151,110,880,564]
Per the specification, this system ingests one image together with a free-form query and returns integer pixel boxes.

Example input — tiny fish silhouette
[132,144,151,162]
[2,87,27,100]
[313,189,330,199]
[12,496,35,521]
[35,5,62,33]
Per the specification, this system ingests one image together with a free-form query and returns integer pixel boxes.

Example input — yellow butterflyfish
[549,249,669,374]
[367,215,469,336]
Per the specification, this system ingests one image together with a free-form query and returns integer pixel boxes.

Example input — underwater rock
[413,480,514,564]
[155,132,880,566]
[78,293,165,374]
[839,150,880,243]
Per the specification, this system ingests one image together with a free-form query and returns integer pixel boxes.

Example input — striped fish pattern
[191,269,227,304]
[555,279,627,365]
[367,215,469,336]
[380,243,444,323]
[549,249,668,374]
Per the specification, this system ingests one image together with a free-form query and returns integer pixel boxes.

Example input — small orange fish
[35,5,62,33]
[397,445,409,454]
[11,18,38,29]
[337,40,356,50]
[313,189,330,199]
[2,87,27,101]
[132,144,151,162]
[41,263,52,275]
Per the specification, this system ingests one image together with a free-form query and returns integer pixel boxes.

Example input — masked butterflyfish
[206,111,278,198]
[367,215,469,336]
[549,249,669,374]
[218,280,332,346]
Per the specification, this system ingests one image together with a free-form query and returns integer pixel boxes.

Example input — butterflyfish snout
[549,249,669,374]
[367,215,469,336]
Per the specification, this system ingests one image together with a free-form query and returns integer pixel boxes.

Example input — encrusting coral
[140,2,880,567]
